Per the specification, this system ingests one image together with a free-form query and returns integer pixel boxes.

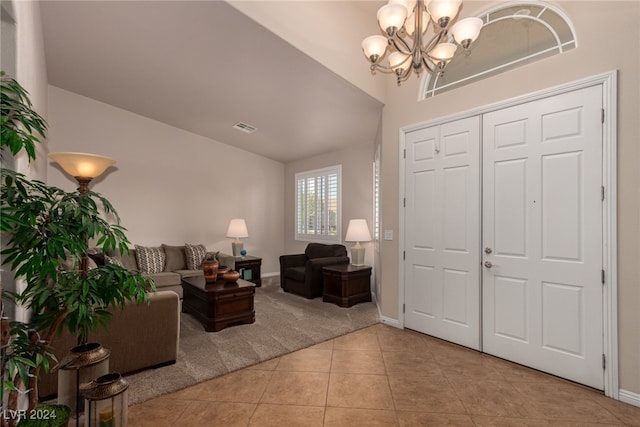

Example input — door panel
[404,117,481,350]
[482,85,603,389]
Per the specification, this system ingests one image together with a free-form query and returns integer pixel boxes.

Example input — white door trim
[398,70,618,398]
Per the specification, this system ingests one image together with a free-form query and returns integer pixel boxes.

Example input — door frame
[398,71,618,398]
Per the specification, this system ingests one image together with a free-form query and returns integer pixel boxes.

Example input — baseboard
[619,389,640,408]
[371,291,402,329]
[380,315,402,329]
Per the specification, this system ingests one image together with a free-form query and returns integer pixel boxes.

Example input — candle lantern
[83,372,129,427]
[57,343,110,426]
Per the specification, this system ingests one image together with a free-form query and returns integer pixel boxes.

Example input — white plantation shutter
[295,165,341,242]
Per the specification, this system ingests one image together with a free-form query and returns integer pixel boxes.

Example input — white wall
[46,86,285,275]
[11,0,48,180]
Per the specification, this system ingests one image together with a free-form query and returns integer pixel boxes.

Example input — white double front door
[404,84,604,389]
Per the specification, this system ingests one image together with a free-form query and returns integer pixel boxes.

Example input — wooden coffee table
[181,275,255,332]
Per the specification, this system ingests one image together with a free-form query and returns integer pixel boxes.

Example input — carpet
[124,282,380,405]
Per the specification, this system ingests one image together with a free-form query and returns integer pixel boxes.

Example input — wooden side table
[322,264,372,308]
[234,256,262,287]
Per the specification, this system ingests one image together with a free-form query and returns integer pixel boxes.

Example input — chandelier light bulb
[427,0,461,26]
[451,17,483,48]
[389,0,417,15]
[429,42,457,62]
[377,3,408,35]
[405,9,430,36]
[362,35,388,62]
[389,51,410,72]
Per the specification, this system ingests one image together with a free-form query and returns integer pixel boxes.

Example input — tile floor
[128,324,640,426]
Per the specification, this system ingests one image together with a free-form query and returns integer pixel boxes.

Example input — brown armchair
[279,243,350,298]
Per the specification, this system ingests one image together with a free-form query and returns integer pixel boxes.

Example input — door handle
[484,247,492,254]
[484,261,493,269]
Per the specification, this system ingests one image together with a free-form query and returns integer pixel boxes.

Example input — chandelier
[361,0,483,85]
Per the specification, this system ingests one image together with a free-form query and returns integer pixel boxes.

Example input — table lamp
[345,219,372,266]
[226,218,248,257]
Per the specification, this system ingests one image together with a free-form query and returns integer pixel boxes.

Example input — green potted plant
[0,71,150,417]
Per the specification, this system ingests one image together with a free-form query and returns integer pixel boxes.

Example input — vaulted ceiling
[39,1,385,163]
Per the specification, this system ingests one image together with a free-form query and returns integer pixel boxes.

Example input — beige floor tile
[127,325,640,427]
[512,382,624,424]
[327,373,394,410]
[447,379,539,418]
[246,357,280,371]
[170,368,273,403]
[333,327,381,351]
[331,349,387,375]
[309,338,335,350]
[128,397,191,427]
[388,375,466,413]
[376,326,430,353]
[260,370,329,406]
[589,393,640,426]
[396,411,475,426]
[324,407,399,427]
[249,403,325,427]
[173,401,256,427]
[472,415,626,426]
[382,350,442,377]
[276,347,332,372]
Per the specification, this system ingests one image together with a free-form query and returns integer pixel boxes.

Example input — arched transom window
[423,1,577,98]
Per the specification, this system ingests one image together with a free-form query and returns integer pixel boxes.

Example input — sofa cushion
[135,245,166,274]
[175,269,204,279]
[185,243,207,270]
[145,271,181,287]
[162,244,187,271]
[305,243,347,259]
[285,266,306,282]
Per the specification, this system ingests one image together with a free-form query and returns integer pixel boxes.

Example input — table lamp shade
[226,219,248,257]
[345,219,371,266]
[345,219,372,243]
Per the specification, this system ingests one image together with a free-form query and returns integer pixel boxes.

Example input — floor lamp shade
[226,219,248,257]
[345,219,372,266]
[48,152,116,179]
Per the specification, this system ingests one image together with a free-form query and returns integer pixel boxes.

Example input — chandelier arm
[370,62,397,75]
[389,36,412,56]
[421,55,435,73]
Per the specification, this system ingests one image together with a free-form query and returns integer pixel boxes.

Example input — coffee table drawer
[216,292,254,316]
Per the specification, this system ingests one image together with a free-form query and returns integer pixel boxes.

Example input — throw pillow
[185,243,207,270]
[105,255,124,267]
[162,244,187,271]
[135,245,166,274]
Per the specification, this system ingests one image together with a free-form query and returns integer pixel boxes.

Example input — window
[423,1,576,98]
[295,165,341,242]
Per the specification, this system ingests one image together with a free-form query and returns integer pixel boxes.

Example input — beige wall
[284,143,376,269]
[46,86,285,275]
[379,1,640,395]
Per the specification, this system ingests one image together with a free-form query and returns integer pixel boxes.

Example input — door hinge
[403,303,406,313]
[403,149,406,159]
[602,186,605,201]
[403,251,406,261]
[602,269,605,284]
[602,354,606,370]
[403,197,406,208]
[601,108,605,124]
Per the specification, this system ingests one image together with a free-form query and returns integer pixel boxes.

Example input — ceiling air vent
[232,122,257,134]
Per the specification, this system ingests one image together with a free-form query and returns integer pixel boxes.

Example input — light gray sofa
[95,244,234,298]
